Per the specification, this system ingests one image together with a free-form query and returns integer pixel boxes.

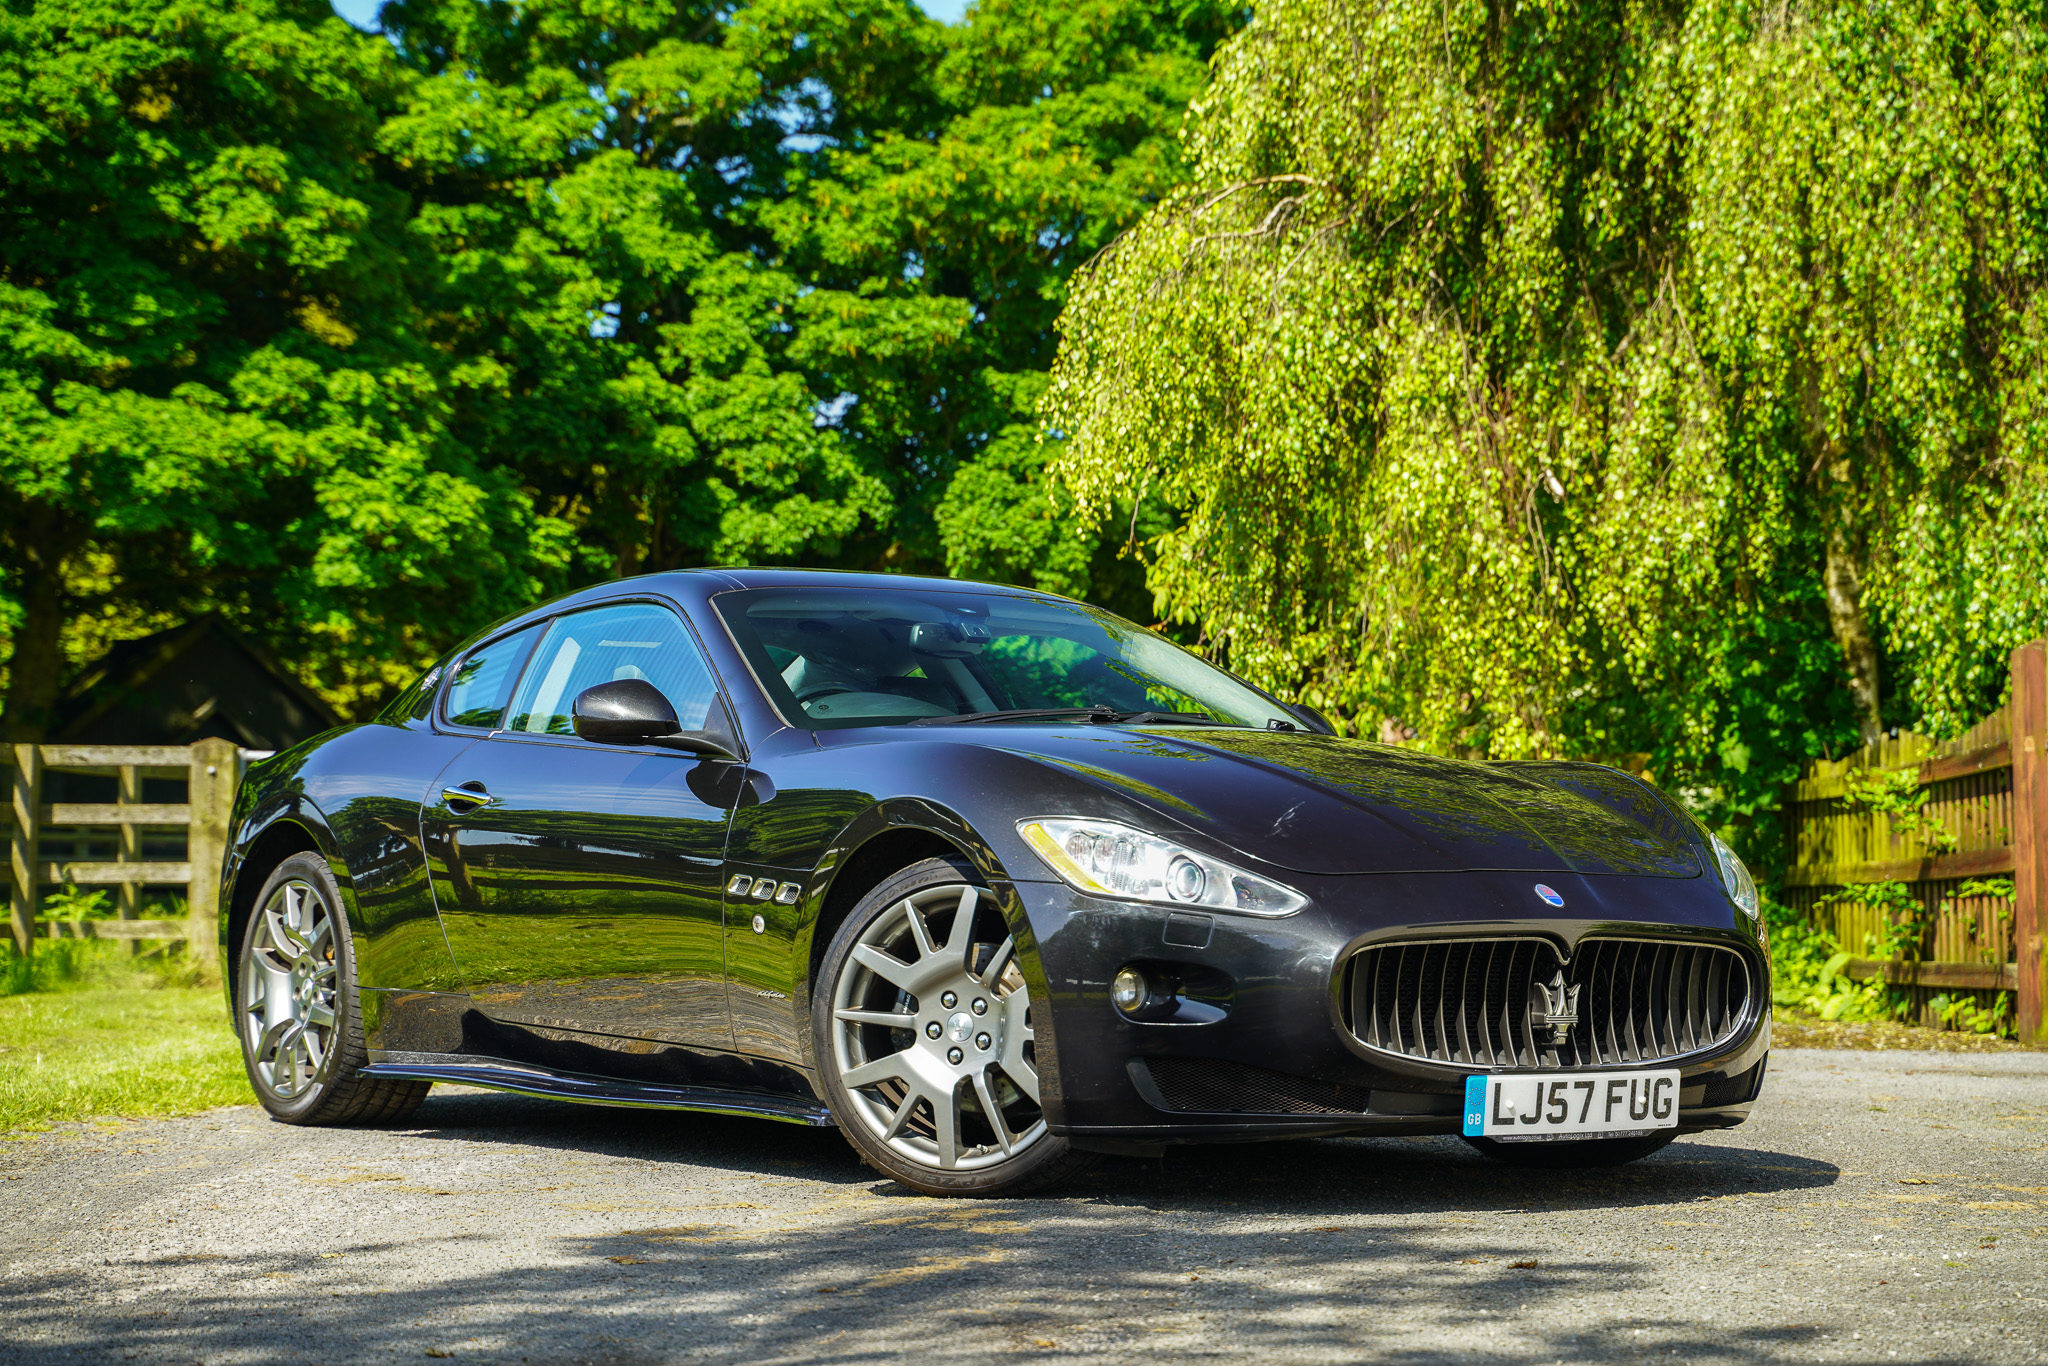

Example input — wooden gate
[6,738,245,962]
[1782,641,2048,1044]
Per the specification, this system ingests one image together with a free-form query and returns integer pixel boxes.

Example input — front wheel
[812,858,1096,1196]
[1463,1130,1678,1168]
[236,852,429,1126]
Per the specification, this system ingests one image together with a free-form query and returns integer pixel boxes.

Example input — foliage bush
[1767,876,2018,1034]
[1767,897,1892,1023]
[4,886,211,996]
[2,937,213,996]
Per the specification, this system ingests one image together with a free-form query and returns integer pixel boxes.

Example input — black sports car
[221,569,1769,1195]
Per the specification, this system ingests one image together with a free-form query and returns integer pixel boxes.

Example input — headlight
[1017,817,1306,917]
[1710,834,1759,920]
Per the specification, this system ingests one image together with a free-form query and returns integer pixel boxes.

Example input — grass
[0,942,251,1133]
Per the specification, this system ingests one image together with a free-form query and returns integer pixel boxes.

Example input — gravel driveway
[2,1047,2044,1365]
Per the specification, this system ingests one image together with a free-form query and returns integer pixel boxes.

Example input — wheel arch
[796,800,1029,1054]
[222,804,355,1005]
[806,826,971,998]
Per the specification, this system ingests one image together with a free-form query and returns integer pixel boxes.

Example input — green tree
[1,0,1237,730]
[0,0,568,735]
[376,0,1236,608]
[372,0,926,584]
[771,0,1237,603]
[1046,0,2048,832]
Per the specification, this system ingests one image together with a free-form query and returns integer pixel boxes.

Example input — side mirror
[573,679,679,743]
[571,680,741,761]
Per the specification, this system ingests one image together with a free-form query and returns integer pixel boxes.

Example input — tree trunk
[1824,524,1883,744]
[1,538,72,742]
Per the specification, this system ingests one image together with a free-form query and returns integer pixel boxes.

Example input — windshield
[713,586,1299,731]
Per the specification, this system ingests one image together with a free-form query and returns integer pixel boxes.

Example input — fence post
[185,738,238,969]
[2012,640,2048,1045]
[8,745,40,957]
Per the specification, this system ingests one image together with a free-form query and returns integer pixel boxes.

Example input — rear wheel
[236,852,429,1126]
[1463,1131,1677,1168]
[812,857,1096,1196]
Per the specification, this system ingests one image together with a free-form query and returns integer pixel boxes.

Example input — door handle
[442,783,496,809]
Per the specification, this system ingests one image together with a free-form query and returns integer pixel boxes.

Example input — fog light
[1112,967,1148,1014]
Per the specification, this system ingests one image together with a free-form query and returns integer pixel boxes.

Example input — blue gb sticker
[1534,883,1565,907]
[1462,1074,1487,1136]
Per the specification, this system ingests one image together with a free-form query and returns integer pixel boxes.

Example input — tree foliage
[1046,0,2048,830]
[0,0,567,732]
[0,0,1238,734]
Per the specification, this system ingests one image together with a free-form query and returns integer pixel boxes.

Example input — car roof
[700,566,1068,596]
[616,566,1078,601]
[452,567,1085,657]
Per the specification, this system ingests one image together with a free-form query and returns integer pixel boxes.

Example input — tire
[1463,1130,1678,1168]
[235,852,429,1126]
[812,857,1097,1197]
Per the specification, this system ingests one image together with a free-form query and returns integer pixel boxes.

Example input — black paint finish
[218,567,1770,1144]
[419,732,736,1049]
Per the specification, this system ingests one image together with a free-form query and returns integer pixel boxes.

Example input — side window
[443,625,543,730]
[506,602,721,738]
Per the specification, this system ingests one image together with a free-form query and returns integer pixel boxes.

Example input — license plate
[1462,1070,1680,1139]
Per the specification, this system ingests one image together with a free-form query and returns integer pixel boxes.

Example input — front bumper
[1015,869,1771,1151]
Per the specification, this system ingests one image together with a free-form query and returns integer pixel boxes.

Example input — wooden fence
[6,738,247,961]
[1783,640,2048,1044]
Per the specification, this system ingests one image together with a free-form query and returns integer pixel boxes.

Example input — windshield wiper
[910,707,1116,726]
[909,706,1227,727]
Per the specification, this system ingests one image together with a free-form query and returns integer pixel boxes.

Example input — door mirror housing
[571,680,742,761]
[573,679,678,742]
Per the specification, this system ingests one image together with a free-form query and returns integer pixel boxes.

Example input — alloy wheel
[829,884,1044,1172]
[240,878,339,1100]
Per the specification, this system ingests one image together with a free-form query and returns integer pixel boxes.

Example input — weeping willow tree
[1046,0,2048,806]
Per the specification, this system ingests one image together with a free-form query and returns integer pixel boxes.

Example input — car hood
[991,728,1702,878]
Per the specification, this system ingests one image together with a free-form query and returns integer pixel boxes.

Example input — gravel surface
[2,1047,2044,1365]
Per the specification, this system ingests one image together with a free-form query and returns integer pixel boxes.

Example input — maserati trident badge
[1532,969,1581,1044]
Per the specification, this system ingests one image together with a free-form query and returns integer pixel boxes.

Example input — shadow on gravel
[396,1086,1843,1216]
[398,1087,879,1187]
[0,1093,1867,1365]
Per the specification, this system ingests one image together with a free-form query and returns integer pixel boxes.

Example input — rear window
[376,657,450,726]
[442,625,542,730]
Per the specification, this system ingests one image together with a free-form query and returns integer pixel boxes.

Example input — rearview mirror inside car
[909,620,992,658]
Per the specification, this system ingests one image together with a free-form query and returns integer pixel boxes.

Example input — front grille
[1344,937,1752,1070]
[1142,1057,1371,1115]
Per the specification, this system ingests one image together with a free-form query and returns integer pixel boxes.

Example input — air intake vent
[1344,937,1752,1070]
[1142,1057,1370,1115]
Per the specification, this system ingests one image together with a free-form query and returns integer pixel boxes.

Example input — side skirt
[360,1051,837,1127]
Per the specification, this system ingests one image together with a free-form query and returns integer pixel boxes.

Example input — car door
[420,600,739,1049]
